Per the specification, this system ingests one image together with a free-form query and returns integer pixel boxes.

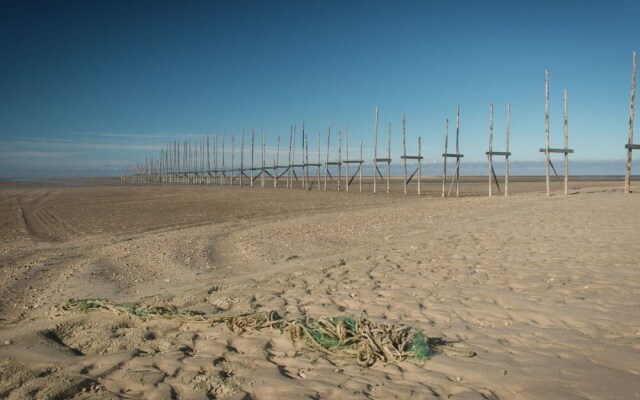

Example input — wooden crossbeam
[539,148,574,154]
[343,160,364,164]
[442,153,464,158]
[485,151,511,156]
[400,156,423,160]
[374,158,391,162]
[625,144,640,149]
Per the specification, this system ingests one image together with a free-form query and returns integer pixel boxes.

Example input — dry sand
[0,178,638,399]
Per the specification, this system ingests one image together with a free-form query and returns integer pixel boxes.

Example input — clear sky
[1,0,639,178]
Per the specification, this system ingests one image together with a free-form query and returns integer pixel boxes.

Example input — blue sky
[1,0,639,178]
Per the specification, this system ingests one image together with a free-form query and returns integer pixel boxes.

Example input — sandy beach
[0,178,638,399]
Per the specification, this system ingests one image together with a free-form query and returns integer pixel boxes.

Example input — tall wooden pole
[564,89,569,195]
[338,130,342,191]
[317,131,321,191]
[288,125,293,188]
[625,51,636,194]
[456,106,460,197]
[240,130,245,188]
[222,132,226,185]
[291,125,296,189]
[442,119,448,197]
[418,136,422,195]
[231,132,235,186]
[489,102,494,197]
[505,103,510,196]
[207,135,211,185]
[387,122,391,194]
[301,120,309,189]
[305,132,309,190]
[359,140,363,192]
[402,114,407,196]
[374,106,379,194]
[345,128,349,192]
[261,128,265,188]
[304,132,308,189]
[275,135,280,188]
[250,126,255,187]
[325,121,330,191]
[545,69,551,196]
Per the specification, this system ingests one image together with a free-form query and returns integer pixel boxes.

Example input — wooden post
[545,69,551,196]
[505,103,510,196]
[625,51,636,194]
[240,130,245,187]
[288,126,293,189]
[291,125,296,189]
[302,121,307,190]
[418,136,422,195]
[317,131,321,191]
[215,134,219,185]
[563,90,569,195]
[207,134,215,185]
[261,129,265,188]
[325,121,330,191]
[359,140,363,192]
[345,128,349,192]
[250,127,255,187]
[275,135,280,188]
[231,132,235,186]
[338,130,342,191]
[374,106,379,194]
[455,106,460,197]
[489,103,493,197]
[402,114,407,196]
[221,133,226,186]
[387,122,391,194]
[442,119,448,197]
[305,132,309,190]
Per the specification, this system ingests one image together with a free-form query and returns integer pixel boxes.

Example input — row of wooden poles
[126,106,469,197]
[127,51,640,196]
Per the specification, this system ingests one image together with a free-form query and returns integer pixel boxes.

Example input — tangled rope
[51,299,475,366]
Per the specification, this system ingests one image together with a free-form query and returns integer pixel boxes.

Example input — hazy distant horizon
[1,159,634,181]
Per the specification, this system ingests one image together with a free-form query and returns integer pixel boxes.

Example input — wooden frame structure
[372,107,392,194]
[539,70,573,196]
[625,51,638,193]
[442,106,464,197]
[485,102,512,196]
[400,114,423,195]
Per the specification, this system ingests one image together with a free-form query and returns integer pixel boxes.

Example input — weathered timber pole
[402,114,407,196]
[625,51,636,194]
[374,106,379,194]
[545,69,551,196]
[564,90,569,195]
[505,103,511,196]
[489,103,494,197]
